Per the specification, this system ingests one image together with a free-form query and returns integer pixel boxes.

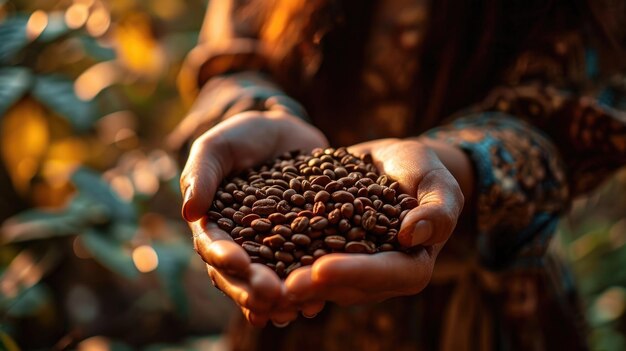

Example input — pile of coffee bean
[207,147,418,278]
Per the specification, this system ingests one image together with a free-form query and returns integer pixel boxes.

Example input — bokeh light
[132,245,159,273]
[26,10,48,40]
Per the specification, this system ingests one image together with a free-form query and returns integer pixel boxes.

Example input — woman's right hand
[180,110,328,326]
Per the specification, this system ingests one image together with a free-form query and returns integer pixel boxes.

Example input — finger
[192,220,250,277]
[301,300,325,318]
[241,307,270,327]
[249,263,283,301]
[312,252,433,296]
[398,168,463,247]
[207,265,276,313]
[286,251,434,304]
[180,132,232,222]
[269,307,299,326]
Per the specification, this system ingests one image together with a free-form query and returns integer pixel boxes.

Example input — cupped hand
[182,110,328,326]
[285,138,465,307]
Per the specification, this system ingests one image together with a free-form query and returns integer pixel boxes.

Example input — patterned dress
[170,0,626,349]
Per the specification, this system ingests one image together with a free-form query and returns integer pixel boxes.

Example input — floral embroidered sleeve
[427,81,626,270]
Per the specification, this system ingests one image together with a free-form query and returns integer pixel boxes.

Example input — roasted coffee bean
[283,241,296,252]
[277,200,291,213]
[242,241,261,255]
[313,201,326,216]
[290,194,306,206]
[352,214,362,226]
[373,199,383,210]
[377,175,389,186]
[291,216,309,233]
[268,212,287,224]
[266,187,284,198]
[382,204,400,217]
[378,214,391,227]
[347,187,358,195]
[382,187,396,202]
[231,226,243,238]
[362,210,377,231]
[213,200,225,211]
[208,211,222,221]
[217,218,235,232]
[289,178,302,192]
[250,256,265,264]
[338,176,356,187]
[328,209,341,224]
[275,251,294,264]
[219,192,234,204]
[309,230,323,239]
[367,183,383,196]
[311,175,332,187]
[357,178,374,187]
[373,225,389,235]
[272,225,292,238]
[341,203,354,218]
[242,213,260,227]
[275,261,286,276]
[353,198,364,214]
[379,243,395,251]
[347,227,366,241]
[251,218,272,232]
[300,255,315,265]
[240,227,256,238]
[338,219,351,233]
[291,234,312,246]
[239,205,252,215]
[263,234,286,249]
[221,207,236,219]
[323,169,336,179]
[243,195,257,207]
[252,198,277,215]
[282,189,296,201]
[259,245,274,260]
[400,197,419,210]
[324,235,346,249]
[345,241,373,254]
[310,216,329,230]
[284,212,297,223]
[332,190,355,203]
[314,190,331,203]
[224,183,238,193]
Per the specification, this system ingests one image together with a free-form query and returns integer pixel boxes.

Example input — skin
[180,104,473,327]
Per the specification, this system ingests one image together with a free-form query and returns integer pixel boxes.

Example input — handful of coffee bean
[208,147,418,278]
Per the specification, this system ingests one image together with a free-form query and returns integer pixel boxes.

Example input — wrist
[414,137,475,208]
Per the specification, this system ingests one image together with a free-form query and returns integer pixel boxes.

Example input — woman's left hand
[284,138,465,313]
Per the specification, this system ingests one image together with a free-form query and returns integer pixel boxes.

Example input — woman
[169,0,626,349]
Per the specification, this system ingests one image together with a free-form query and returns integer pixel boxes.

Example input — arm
[423,80,626,270]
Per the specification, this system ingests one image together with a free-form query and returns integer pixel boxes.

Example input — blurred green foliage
[0,0,625,350]
[0,0,234,350]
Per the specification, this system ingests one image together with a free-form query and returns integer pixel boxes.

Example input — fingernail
[411,220,432,246]
[181,186,193,221]
[272,321,290,328]
[302,312,317,319]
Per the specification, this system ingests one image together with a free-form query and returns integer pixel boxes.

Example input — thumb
[180,135,232,222]
[397,168,463,247]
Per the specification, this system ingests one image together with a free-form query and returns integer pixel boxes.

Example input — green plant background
[0,0,625,350]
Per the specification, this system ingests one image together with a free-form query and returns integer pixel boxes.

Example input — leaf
[71,168,136,223]
[0,98,49,194]
[0,196,110,243]
[81,228,138,279]
[5,283,52,317]
[0,330,20,351]
[0,67,32,117]
[152,240,193,317]
[31,75,98,132]
[0,16,29,64]
[35,12,70,43]
[80,36,116,61]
